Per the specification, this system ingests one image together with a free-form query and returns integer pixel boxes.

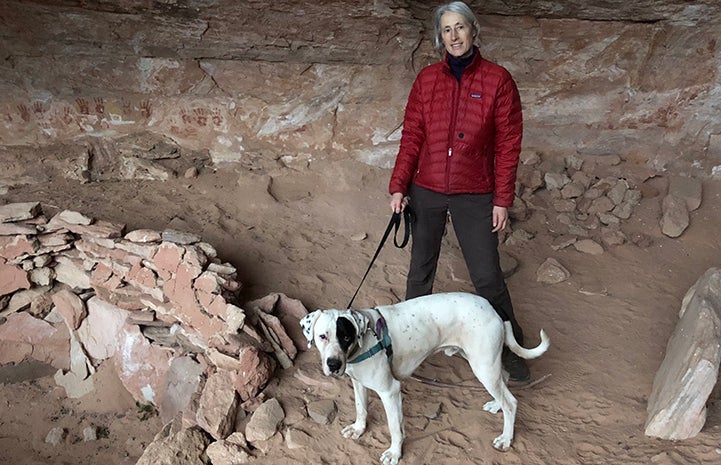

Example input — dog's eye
[319,334,328,341]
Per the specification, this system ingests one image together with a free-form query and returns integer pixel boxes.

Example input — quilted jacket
[388,50,523,207]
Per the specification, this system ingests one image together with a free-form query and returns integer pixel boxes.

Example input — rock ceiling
[29,0,721,22]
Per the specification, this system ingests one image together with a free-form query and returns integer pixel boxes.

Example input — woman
[388,1,529,381]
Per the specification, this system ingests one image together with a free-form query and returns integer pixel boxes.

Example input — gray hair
[432,1,481,52]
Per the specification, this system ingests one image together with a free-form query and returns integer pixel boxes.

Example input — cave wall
[1,0,720,178]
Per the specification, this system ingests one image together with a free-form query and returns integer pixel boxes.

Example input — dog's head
[300,309,369,376]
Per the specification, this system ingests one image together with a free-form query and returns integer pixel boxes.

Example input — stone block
[0,235,39,261]
[114,324,174,405]
[135,427,211,465]
[196,369,239,440]
[159,356,204,423]
[645,268,721,440]
[0,202,41,222]
[51,288,87,330]
[245,398,284,443]
[0,260,31,299]
[77,296,130,361]
[660,194,689,238]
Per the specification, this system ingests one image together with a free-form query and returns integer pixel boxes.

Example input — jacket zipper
[446,76,461,193]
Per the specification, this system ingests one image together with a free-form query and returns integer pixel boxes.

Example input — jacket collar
[441,46,482,76]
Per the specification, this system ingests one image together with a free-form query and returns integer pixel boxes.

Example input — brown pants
[405,184,524,343]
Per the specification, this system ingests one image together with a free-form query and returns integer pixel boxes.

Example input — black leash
[347,209,412,309]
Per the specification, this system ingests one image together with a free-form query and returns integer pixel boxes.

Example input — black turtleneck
[447,48,477,83]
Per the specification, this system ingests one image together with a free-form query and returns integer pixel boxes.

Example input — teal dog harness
[347,310,394,365]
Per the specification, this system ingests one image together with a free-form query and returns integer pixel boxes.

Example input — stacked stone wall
[0,201,303,436]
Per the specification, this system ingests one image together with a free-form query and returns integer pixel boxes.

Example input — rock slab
[645,268,721,440]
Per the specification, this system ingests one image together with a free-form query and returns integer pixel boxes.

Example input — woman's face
[440,11,474,58]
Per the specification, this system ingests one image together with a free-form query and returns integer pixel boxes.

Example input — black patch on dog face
[336,316,357,353]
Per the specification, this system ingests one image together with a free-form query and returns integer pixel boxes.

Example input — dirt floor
[1,154,721,465]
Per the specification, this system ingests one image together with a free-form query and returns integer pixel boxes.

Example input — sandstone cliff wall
[1,1,720,177]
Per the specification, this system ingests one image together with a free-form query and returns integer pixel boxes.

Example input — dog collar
[348,309,393,365]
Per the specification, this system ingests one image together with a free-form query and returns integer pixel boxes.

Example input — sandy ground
[1,155,721,465]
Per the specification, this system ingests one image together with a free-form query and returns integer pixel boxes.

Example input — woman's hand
[390,192,408,213]
[492,206,509,232]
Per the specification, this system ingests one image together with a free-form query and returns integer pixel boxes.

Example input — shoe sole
[507,377,532,387]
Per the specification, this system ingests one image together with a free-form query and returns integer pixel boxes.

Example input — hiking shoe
[502,349,530,383]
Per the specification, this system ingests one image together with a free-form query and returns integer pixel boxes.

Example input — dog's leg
[342,378,369,440]
[486,381,517,451]
[377,379,404,465]
[470,356,518,451]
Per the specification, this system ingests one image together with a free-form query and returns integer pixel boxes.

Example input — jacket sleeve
[389,74,425,196]
[492,73,523,208]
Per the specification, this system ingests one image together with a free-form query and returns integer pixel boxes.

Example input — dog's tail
[504,321,550,359]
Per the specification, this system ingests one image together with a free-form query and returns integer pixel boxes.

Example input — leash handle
[347,209,411,309]
[392,209,411,249]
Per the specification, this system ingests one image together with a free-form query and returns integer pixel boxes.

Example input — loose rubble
[511,153,704,252]
[511,154,704,286]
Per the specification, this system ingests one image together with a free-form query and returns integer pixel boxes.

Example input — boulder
[645,268,721,440]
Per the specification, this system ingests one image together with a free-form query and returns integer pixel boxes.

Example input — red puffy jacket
[389,52,523,208]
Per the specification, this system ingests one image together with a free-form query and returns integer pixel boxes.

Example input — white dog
[300,292,549,465]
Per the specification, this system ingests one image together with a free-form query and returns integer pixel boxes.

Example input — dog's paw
[341,423,365,440]
[380,448,401,465]
[492,434,512,451]
[483,400,501,414]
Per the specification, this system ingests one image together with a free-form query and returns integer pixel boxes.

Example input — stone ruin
[0,201,308,461]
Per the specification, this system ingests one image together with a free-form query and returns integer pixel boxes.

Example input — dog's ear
[342,310,369,338]
[300,310,321,348]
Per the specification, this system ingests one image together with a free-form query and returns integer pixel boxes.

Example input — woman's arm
[389,75,426,197]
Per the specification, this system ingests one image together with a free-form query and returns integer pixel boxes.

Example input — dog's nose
[326,358,342,373]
